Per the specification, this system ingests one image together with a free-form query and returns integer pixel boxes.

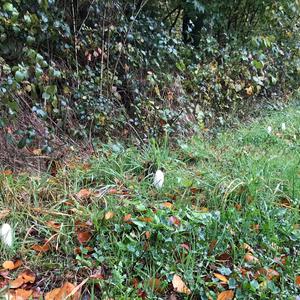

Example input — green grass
[0,107,299,299]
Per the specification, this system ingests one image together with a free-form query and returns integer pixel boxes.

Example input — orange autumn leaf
[45,288,61,300]
[217,290,234,300]
[20,270,36,283]
[104,211,115,220]
[76,188,92,199]
[123,214,132,222]
[139,217,153,223]
[31,243,50,252]
[145,231,151,239]
[15,288,33,299]
[244,253,259,264]
[163,202,173,209]
[3,260,15,270]
[3,259,22,270]
[55,282,81,300]
[172,274,191,295]
[77,231,92,244]
[296,276,300,286]
[214,273,229,283]
[9,277,24,289]
[0,169,13,176]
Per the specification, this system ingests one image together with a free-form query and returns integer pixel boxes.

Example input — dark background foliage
[0,0,299,155]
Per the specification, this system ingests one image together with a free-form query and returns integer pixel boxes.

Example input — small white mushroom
[0,223,13,247]
[153,169,164,189]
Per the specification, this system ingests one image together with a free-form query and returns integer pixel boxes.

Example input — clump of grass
[0,107,299,299]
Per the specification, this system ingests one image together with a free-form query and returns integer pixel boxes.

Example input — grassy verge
[0,107,300,299]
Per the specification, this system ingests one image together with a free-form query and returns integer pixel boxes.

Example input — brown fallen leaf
[20,270,36,283]
[0,170,13,176]
[214,273,229,283]
[77,231,92,244]
[45,287,61,300]
[76,189,92,200]
[162,202,173,209]
[296,275,300,286]
[244,253,260,264]
[139,217,153,223]
[3,260,15,270]
[31,243,50,252]
[217,290,234,300]
[46,221,62,231]
[55,282,81,300]
[104,211,115,220]
[15,288,33,299]
[256,268,280,280]
[148,278,163,293]
[123,214,132,222]
[9,277,24,289]
[145,231,151,239]
[172,274,191,295]
[2,259,22,270]
[0,209,10,220]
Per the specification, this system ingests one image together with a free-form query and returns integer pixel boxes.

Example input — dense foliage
[0,0,299,151]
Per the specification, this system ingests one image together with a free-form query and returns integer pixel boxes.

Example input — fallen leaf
[20,270,36,283]
[214,273,229,283]
[74,246,93,255]
[209,239,217,254]
[123,214,132,222]
[172,274,191,295]
[3,261,15,270]
[217,290,234,300]
[0,209,10,219]
[77,231,92,244]
[0,170,13,176]
[9,277,24,289]
[244,253,260,264]
[45,287,61,300]
[145,231,151,239]
[132,277,139,288]
[104,211,115,220]
[31,243,50,252]
[256,268,279,280]
[15,288,33,299]
[46,221,62,231]
[169,216,181,226]
[139,217,153,223]
[296,275,300,285]
[32,148,42,156]
[55,282,80,300]
[2,259,22,270]
[148,278,163,292]
[76,189,92,200]
[163,202,173,209]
